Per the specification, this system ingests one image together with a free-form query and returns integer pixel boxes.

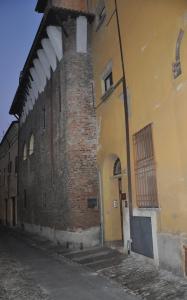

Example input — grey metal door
[131,216,154,258]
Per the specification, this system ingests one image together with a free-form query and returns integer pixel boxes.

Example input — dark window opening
[113,158,121,176]
[87,198,98,209]
[104,72,113,92]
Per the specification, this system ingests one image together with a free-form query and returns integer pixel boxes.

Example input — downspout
[114,0,133,249]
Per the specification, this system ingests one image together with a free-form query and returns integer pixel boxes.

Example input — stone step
[85,256,126,271]
[63,247,108,259]
[72,250,118,264]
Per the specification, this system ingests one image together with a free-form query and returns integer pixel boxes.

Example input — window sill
[101,85,114,102]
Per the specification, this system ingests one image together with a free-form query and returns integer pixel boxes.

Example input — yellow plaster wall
[90,0,128,240]
[91,0,187,240]
[118,0,187,234]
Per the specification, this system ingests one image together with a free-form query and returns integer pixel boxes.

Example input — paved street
[0,227,138,300]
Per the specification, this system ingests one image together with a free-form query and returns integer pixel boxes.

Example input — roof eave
[9,7,95,116]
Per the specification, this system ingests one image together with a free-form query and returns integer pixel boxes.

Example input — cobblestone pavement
[9,228,187,300]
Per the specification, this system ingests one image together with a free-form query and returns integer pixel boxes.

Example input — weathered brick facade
[0,122,18,226]
[17,17,100,247]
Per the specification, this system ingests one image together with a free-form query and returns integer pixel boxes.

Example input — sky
[0,0,42,141]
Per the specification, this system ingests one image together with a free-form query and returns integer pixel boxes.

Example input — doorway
[102,155,124,243]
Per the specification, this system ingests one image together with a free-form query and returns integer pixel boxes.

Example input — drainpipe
[114,0,133,249]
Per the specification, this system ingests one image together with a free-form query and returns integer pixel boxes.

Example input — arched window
[23,143,27,161]
[29,134,34,155]
[113,158,121,176]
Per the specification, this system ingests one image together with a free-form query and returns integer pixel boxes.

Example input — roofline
[35,0,47,13]
[9,7,94,116]
[0,121,18,146]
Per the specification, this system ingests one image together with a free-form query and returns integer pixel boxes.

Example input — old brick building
[9,0,100,248]
[0,121,18,226]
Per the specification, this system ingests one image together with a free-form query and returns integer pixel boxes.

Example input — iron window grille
[133,124,158,208]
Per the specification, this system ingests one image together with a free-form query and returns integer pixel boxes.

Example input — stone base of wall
[157,232,187,276]
[21,223,100,249]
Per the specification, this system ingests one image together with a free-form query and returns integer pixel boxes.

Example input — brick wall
[18,18,99,232]
[53,0,88,12]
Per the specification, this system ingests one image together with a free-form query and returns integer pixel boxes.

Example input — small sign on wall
[113,200,118,208]
[87,198,97,208]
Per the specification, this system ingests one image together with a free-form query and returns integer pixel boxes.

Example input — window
[104,72,113,93]
[101,61,113,97]
[113,158,121,176]
[23,143,27,161]
[29,134,34,156]
[96,0,106,30]
[15,156,18,174]
[133,124,158,208]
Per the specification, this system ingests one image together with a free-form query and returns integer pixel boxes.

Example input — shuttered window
[133,124,158,208]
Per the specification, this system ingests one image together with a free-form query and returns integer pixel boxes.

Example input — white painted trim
[29,77,38,100]
[33,59,46,92]
[76,16,87,53]
[133,208,159,266]
[27,95,33,111]
[25,101,29,116]
[30,67,42,94]
[37,49,51,80]
[46,26,63,61]
[28,86,35,105]
[41,38,57,72]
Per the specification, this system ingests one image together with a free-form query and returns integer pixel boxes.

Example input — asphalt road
[0,228,139,300]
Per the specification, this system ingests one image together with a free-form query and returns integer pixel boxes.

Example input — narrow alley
[0,227,138,300]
